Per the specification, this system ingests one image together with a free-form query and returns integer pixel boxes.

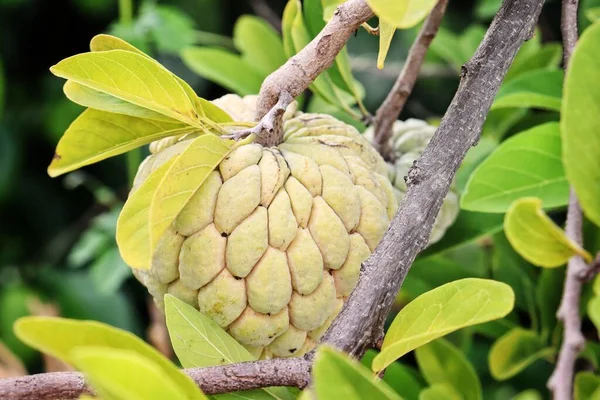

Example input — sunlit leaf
[488,328,554,380]
[164,295,294,400]
[234,15,286,75]
[574,371,600,400]
[415,339,482,400]
[587,7,600,22]
[562,21,600,227]
[71,347,205,400]
[314,346,402,400]
[504,197,593,267]
[14,317,203,399]
[367,0,437,29]
[419,384,462,400]
[47,109,192,177]
[372,279,514,372]
[377,22,396,70]
[90,34,146,55]
[181,47,265,96]
[491,69,563,112]
[149,134,233,250]
[50,50,201,126]
[282,0,300,57]
[588,296,600,339]
[461,123,569,213]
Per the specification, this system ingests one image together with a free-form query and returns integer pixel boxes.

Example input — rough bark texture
[372,0,449,160]
[318,0,545,358]
[0,0,546,398]
[255,0,374,120]
[0,358,311,400]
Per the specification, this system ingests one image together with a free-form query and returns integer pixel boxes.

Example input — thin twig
[547,2,587,397]
[0,0,546,398]
[372,0,449,160]
[249,0,282,33]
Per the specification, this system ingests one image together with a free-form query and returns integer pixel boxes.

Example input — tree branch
[0,358,311,400]
[0,0,546,398]
[547,2,588,398]
[372,0,449,160]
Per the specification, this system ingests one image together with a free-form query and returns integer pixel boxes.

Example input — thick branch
[318,0,545,358]
[547,2,586,398]
[255,0,373,120]
[372,0,449,160]
[0,358,310,400]
[0,0,546,398]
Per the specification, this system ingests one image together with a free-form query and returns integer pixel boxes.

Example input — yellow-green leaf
[50,50,200,126]
[63,81,177,122]
[48,109,192,177]
[377,22,396,69]
[71,347,205,400]
[419,384,462,400]
[574,371,600,400]
[314,346,402,400]
[368,0,437,29]
[488,328,554,380]
[164,295,295,400]
[149,134,234,250]
[90,34,146,55]
[504,197,593,267]
[14,317,204,400]
[372,278,514,372]
[117,158,178,269]
[588,296,600,339]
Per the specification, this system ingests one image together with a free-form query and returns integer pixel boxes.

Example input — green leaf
[513,390,544,400]
[419,211,504,258]
[562,21,600,227]
[149,134,234,250]
[461,122,569,213]
[89,247,131,294]
[372,279,514,372]
[415,339,482,400]
[377,22,396,69]
[164,295,294,400]
[314,346,402,400]
[234,15,286,76]
[574,371,600,400]
[90,34,147,54]
[47,109,192,177]
[362,350,425,400]
[117,158,177,269]
[419,384,462,400]
[63,81,177,122]
[588,295,600,338]
[505,44,562,82]
[333,47,367,114]
[50,50,201,126]
[14,317,203,399]
[164,294,254,368]
[536,268,564,342]
[71,347,205,400]
[282,0,300,57]
[491,69,563,112]
[488,328,554,380]
[367,0,437,29]
[181,47,265,96]
[504,197,593,267]
[322,0,345,21]
[587,7,600,22]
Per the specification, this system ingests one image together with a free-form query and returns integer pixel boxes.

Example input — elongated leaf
[362,350,425,400]
[149,134,233,250]
[415,339,482,400]
[50,50,200,126]
[574,372,600,400]
[181,47,264,96]
[282,0,300,57]
[164,295,294,400]
[505,44,562,82]
[334,47,367,113]
[314,346,402,400]
[367,0,437,29]
[377,22,396,69]
[491,69,563,111]
[504,197,593,267]
[372,279,514,372]
[48,109,191,177]
[562,21,600,227]
[117,158,177,269]
[536,268,564,342]
[14,317,203,399]
[71,347,204,400]
[234,15,286,75]
[419,384,462,400]
[489,328,554,380]
[461,123,569,213]
[588,296,600,338]
[63,81,177,122]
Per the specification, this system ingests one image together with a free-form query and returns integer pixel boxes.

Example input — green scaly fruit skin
[364,119,460,244]
[128,94,398,359]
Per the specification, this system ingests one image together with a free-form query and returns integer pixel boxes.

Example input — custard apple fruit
[130,95,397,359]
[364,119,459,244]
